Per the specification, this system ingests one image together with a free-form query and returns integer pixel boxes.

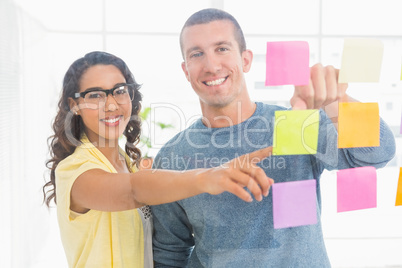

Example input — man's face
[181,20,252,109]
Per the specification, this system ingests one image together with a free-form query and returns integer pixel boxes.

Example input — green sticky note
[338,38,384,83]
[273,110,320,155]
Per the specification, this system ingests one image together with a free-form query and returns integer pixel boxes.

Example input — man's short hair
[180,8,247,58]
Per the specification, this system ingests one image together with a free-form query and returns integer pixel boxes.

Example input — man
[151,8,395,267]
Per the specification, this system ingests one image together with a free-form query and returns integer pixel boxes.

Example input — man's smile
[203,76,228,86]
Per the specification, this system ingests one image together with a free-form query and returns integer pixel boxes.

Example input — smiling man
[150,8,395,267]
[180,15,254,128]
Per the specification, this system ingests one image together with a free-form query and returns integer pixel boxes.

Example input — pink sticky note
[272,180,317,229]
[337,166,377,213]
[265,41,310,86]
[400,113,402,134]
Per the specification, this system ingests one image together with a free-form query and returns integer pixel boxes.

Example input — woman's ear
[68,97,79,115]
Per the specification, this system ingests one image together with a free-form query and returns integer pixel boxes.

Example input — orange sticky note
[338,102,380,148]
[396,168,402,206]
[400,62,402,80]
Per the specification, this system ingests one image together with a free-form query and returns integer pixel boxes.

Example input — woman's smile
[100,115,123,127]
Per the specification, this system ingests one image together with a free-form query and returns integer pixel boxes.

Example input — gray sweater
[151,102,395,268]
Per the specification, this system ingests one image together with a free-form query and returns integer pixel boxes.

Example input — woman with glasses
[42,51,274,267]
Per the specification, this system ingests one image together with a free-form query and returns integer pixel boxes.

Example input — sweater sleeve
[151,150,195,267]
[314,109,396,173]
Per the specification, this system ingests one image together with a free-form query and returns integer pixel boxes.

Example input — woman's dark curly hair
[43,51,143,207]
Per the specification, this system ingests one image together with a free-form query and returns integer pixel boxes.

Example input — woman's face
[73,64,132,146]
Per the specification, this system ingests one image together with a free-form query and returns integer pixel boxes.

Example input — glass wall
[2,0,401,266]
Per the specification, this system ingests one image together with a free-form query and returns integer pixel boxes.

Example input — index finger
[238,146,273,164]
[293,77,314,110]
[290,96,308,110]
[335,68,348,100]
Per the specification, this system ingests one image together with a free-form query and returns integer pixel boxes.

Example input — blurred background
[0,0,401,267]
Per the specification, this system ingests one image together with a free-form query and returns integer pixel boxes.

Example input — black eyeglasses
[74,84,135,109]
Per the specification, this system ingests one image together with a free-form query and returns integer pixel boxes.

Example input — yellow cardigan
[55,135,149,268]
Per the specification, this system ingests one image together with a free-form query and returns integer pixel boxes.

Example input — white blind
[0,0,22,267]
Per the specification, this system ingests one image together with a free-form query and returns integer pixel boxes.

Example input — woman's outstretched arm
[70,147,274,212]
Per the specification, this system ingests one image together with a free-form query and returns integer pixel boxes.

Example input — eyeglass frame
[74,83,135,105]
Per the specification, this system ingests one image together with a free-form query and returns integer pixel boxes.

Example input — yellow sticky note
[339,38,384,83]
[273,110,319,155]
[338,102,380,148]
[396,168,402,206]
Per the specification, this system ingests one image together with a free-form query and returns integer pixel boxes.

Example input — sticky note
[273,110,319,155]
[396,168,402,206]
[400,113,402,134]
[338,102,380,148]
[272,180,317,229]
[337,166,377,212]
[338,38,384,83]
[265,41,310,86]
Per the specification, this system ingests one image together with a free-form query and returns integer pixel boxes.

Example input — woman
[42,51,273,267]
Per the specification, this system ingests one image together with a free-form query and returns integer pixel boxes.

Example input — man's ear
[242,49,253,73]
[68,97,79,115]
[181,61,190,82]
